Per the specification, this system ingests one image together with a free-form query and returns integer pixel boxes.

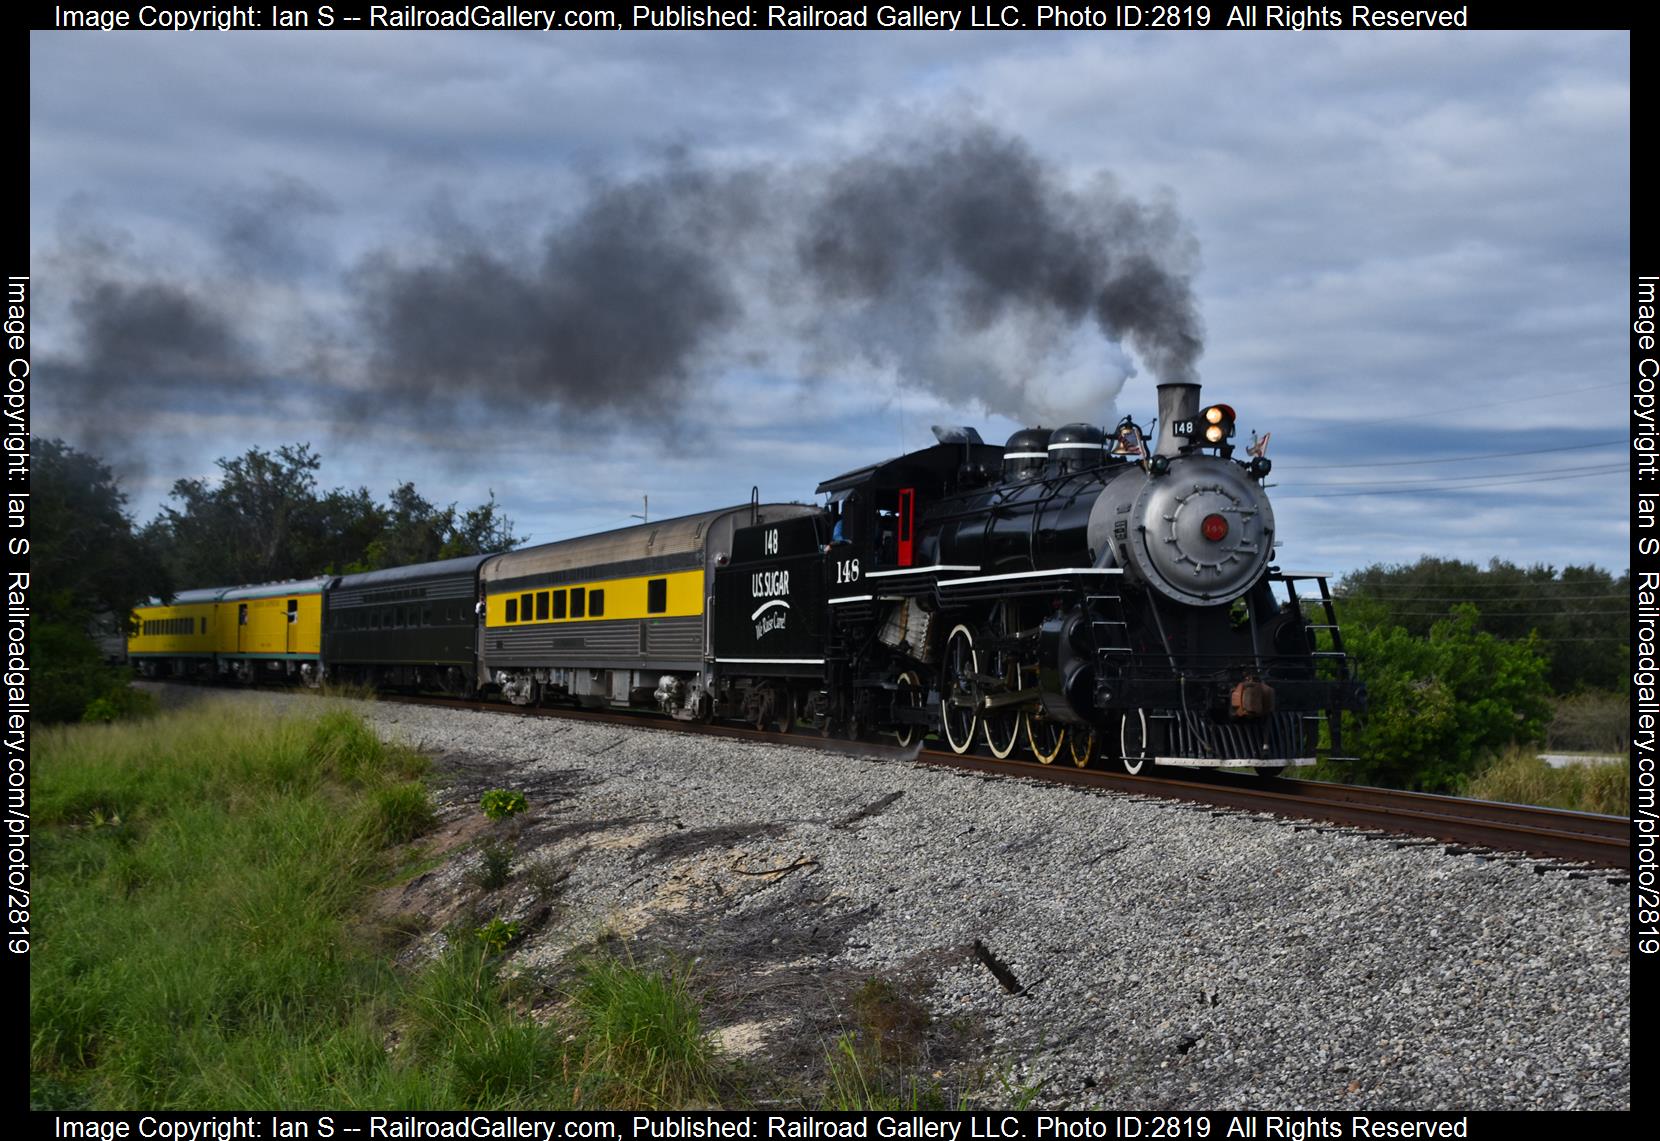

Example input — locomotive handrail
[938,566,1125,588]
[863,564,980,578]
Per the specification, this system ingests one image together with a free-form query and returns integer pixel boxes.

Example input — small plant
[823,1032,959,1110]
[572,954,715,1107]
[850,976,931,1065]
[473,839,514,890]
[370,782,436,846]
[474,917,521,956]
[480,789,528,821]
[525,855,574,898]
[80,687,157,724]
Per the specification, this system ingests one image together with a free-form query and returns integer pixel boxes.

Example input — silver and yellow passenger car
[478,502,818,711]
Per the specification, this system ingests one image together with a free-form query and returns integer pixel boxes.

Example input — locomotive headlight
[1199,404,1236,445]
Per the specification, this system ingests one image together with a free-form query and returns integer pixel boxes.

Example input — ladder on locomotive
[1274,570,1358,761]
[1087,592,1133,660]
[1276,572,1351,676]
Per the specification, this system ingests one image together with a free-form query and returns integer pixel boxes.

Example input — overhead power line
[1357,608,1628,617]
[1275,464,1626,496]
[1334,597,1629,606]
[1286,439,1623,470]
[1284,460,1625,489]
[1362,382,1624,425]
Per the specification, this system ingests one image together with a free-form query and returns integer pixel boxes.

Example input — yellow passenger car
[128,577,330,685]
[129,587,224,679]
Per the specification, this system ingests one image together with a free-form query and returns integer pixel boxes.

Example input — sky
[28,26,1632,578]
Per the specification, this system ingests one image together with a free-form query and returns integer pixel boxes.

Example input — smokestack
[1153,381,1201,458]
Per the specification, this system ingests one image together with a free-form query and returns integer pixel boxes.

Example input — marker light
[1202,513,1229,542]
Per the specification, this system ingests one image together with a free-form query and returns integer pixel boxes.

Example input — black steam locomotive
[701,380,1363,774]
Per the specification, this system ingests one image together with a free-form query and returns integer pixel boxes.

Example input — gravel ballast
[160,688,1630,1110]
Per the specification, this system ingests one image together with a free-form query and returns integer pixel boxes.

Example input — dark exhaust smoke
[40,124,1203,467]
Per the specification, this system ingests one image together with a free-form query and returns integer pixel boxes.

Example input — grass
[32,700,1028,1109]
[567,952,719,1107]
[29,701,727,1109]
[30,702,436,1108]
[820,976,1039,1110]
[1466,747,1628,815]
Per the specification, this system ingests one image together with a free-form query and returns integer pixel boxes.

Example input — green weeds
[1466,747,1628,815]
[33,703,1028,1110]
[480,789,528,821]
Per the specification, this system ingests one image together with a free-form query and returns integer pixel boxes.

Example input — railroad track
[909,749,1630,872]
[293,687,1636,872]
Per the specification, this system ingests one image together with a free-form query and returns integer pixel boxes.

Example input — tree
[1338,604,1553,793]
[442,490,518,560]
[148,443,352,587]
[1338,557,1628,694]
[355,483,520,571]
[148,444,521,586]
[32,439,170,622]
[30,439,170,721]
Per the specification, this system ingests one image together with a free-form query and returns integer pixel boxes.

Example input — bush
[480,789,528,821]
[35,621,126,724]
[472,839,514,890]
[1547,691,1629,753]
[474,918,522,956]
[1340,605,1552,793]
[81,686,158,725]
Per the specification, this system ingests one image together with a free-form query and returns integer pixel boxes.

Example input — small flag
[1112,424,1144,457]
[1247,431,1271,458]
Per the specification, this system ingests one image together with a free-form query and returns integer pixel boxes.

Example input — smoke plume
[44,124,1203,463]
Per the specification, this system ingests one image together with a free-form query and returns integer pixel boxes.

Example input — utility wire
[1360,382,1623,425]
[1284,439,1623,470]
[1275,465,1626,496]
[1283,460,1625,489]
[1353,609,1628,617]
